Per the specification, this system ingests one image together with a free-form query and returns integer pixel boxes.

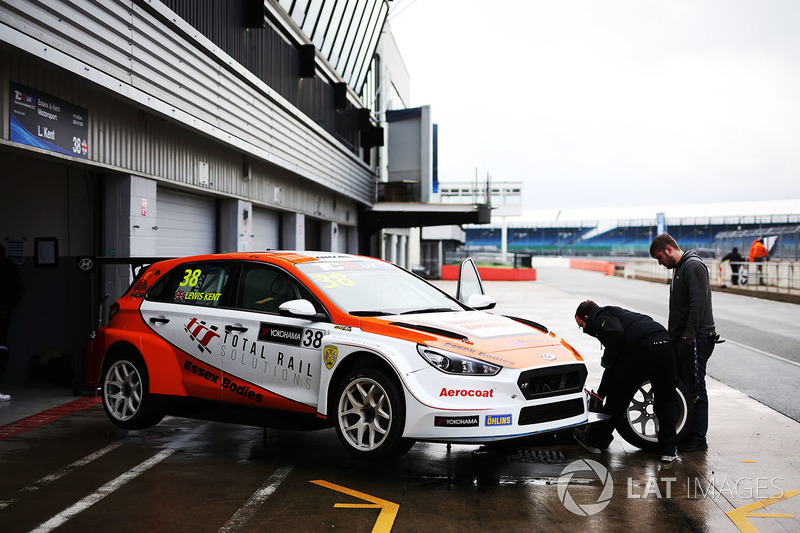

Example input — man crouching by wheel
[573,300,679,462]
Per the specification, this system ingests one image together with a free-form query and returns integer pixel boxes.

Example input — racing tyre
[101,353,164,430]
[334,367,414,460]
[616,379,695,452]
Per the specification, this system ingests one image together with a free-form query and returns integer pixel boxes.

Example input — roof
[480,199,800,228]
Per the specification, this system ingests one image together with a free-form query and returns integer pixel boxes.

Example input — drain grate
[503,449,567,464]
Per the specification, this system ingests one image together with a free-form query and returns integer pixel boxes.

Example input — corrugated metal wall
[0,0,375,208]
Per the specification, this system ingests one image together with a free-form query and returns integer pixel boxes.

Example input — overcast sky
[388,0,800,212]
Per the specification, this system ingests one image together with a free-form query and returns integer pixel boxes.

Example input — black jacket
[583,305,669,370]
[669,249,715,340]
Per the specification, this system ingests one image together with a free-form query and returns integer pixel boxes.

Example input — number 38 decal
[311,273,354,289]
[303,330,324,348]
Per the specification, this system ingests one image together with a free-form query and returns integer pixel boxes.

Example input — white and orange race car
[89,252,605,459]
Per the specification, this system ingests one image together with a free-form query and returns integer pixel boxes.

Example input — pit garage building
[0,1,488,387]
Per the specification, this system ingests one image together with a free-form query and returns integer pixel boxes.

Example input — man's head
[649,233,682,269]
[575,300,599,331]
[732,247,738,254]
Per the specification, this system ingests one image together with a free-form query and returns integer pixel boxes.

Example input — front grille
[518,398,585,426]
[517,363,586,400]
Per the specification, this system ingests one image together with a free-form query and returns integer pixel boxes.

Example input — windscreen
[296,260,464,316]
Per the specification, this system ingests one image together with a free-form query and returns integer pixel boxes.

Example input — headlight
[417,345,501,376]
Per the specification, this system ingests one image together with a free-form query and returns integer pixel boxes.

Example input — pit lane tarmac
[1,380,799,533]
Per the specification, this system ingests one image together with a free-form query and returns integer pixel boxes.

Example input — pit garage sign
[9,83,89,159]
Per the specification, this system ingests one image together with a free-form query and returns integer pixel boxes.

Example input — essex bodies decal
[154,312,325,407]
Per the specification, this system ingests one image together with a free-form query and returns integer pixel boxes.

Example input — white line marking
[23,442,124,492]
[218,465,294,533]
[725,339,800,369]
[0,498,18,510]
[28,449,175,533]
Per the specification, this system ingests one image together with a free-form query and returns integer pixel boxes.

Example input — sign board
[9,83,89,159]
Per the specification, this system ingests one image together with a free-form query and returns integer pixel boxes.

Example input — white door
[157,188,216,256]
[252,207,280,251]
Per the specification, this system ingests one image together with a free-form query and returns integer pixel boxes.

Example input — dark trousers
[587,342,678,455]
[0,310,10,382]
[674,337,715,446]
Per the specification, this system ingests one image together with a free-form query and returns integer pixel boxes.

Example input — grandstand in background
[462,199,800,260]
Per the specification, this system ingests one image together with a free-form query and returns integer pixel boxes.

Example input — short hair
[650,233,680,257]
[575,300,598,318]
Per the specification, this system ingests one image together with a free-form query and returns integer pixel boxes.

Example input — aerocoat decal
[439,388,494,398]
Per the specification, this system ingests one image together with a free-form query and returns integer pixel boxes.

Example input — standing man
[748,238,768,285]
[0,244,24,401]
[650,233,718,452]
[573,300,678,462]
[720,247,745,286]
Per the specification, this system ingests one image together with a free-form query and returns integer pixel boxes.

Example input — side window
[237,263,325,317]
[147,262,233,307]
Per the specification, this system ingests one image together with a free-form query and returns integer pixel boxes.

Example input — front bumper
[401,363,609,443]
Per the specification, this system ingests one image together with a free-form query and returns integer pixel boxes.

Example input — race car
[88,251,604,459]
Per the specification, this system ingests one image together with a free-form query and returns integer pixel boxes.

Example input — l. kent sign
[9,83,89,159]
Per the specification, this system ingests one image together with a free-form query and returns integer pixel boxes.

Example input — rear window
[147,262,234,307]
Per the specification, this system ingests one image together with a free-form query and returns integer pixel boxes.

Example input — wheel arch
[101,341,145,375]
[322,351,401,417]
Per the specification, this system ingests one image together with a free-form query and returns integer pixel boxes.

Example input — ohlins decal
[485,415,512,426]
[185,318,220,353]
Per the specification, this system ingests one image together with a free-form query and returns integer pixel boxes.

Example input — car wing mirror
[456,257,486,305]
[278,298,319,318]
[467,293,496,310]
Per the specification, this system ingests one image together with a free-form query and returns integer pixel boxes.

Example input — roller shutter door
[157,188,216,256]
[251,207,280,251]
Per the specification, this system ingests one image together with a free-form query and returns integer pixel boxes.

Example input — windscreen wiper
[349,310,394,317]
[399,307,457,315]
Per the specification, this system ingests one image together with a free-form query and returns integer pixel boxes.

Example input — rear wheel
[616,379,694,452]
[334,367,414,459]
[102,353,163,430]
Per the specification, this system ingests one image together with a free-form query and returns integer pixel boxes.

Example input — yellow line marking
[311,479,399,533]
[740,460,756,463]
[726,490,800,533]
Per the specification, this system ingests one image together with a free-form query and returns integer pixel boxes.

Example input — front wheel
[616,379,695,452]
[333,367,414,460]
[101,353,163,430]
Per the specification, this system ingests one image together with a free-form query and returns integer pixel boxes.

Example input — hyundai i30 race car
[89,251,604,459]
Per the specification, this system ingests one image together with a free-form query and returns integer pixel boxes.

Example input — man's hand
[682,336,694,345]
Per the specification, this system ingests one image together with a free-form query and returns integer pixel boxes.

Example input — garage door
[157,188,216,256]
[251,207,279,251]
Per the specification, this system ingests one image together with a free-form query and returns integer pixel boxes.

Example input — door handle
[149,315,169,324]
[225,323,248,332]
